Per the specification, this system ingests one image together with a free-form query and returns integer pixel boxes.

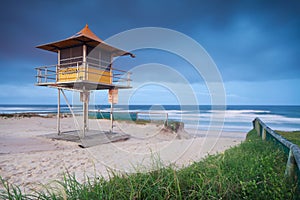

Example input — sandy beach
[0,116,246,192]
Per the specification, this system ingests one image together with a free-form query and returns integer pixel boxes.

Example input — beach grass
[0,129,298,199]
[276,130,300,146]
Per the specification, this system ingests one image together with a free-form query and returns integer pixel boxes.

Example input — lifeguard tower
[35,24,134,138]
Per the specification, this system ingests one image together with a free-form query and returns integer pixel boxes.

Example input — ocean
[0,105,299,133]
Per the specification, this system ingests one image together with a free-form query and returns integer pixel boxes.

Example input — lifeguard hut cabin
[35,24,134,137]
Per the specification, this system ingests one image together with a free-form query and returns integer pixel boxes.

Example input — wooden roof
[36,24,135,58]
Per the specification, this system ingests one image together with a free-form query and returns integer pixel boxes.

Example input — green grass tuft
[276,130,300,146]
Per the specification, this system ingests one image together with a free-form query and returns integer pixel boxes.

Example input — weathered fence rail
[253,117,300,185]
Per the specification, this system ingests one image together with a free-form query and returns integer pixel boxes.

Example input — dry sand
[0,116,246,192]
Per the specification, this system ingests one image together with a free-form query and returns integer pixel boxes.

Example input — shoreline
[0,116,246,191]
[1,104,300,133]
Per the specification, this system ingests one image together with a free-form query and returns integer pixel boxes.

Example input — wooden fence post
[255,119,260,136]
[285,149,296,181]
[262,128,266,140]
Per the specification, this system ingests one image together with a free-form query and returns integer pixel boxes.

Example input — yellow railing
[35,61,131,88]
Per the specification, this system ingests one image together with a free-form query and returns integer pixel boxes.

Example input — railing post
[262,127,266,140]
[57,49,60,83]
[85,63,88,81]
[255,119,260,136]
[56,65,58,82]
[285,149,297,181]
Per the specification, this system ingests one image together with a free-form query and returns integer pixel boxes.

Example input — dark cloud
[0,0,299,85]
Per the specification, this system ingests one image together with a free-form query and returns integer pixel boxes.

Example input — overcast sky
[0,0,299,105]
